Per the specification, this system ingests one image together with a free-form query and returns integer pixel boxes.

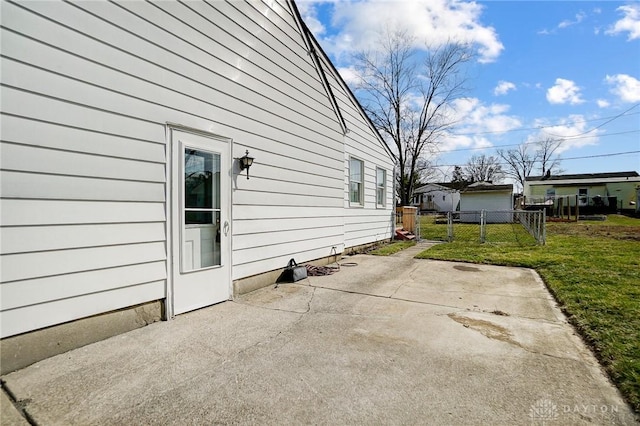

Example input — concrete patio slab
[2,242,637,425]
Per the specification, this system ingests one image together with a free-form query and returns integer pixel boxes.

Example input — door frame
[165,123,233,319]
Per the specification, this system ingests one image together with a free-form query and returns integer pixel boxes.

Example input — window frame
[349,157,364,207]
[376,167,386,208]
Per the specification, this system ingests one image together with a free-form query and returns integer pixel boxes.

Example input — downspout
[392,165,397,240]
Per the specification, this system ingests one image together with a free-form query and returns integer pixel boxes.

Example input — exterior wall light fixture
[239,150,254,180]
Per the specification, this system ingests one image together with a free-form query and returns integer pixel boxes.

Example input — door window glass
[183,148,221,271]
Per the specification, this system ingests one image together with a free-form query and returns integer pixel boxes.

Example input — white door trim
[165,123,234,319]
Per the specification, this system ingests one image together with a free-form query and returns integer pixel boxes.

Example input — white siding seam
[256,0,300,39]
[256,166,343,185]
[2,82,156,126]
[0,112,163,145]
[2,25,337,138]
[3,82,343,164]
[1,138,165,165]
[0,240,166,257]
[0,279,165,313]
[249,153,343,175]
[232,203,344,208]
[2,57,343,154]
[235,216,342,222]
[0,259,166,285]
[0,221,164,229]
[0,169,165,185]
[233,245,343,267]
[83,1,335,123]
[0,197,164,205]
[181,1,324,96]
[221,2,321,88]
[235,189,343,200]
[233,224,341,238]
[234,232,344,250]
[245,176,344,191]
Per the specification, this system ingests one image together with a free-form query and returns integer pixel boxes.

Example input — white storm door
[171,130,231,315]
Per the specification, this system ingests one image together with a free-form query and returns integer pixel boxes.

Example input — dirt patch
[548,224,640,241]
[453,265,481,272]
[448,313,515,345]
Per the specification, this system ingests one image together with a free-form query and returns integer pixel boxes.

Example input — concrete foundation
[232,241,389,296]
[0,301,162,375]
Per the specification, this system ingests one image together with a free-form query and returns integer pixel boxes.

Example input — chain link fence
[420,210,546,245]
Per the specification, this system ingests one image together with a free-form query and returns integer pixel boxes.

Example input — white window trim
[349,157,364,207]
[376,167,386,208]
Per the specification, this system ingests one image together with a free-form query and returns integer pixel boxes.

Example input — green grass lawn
[419,214,537,245]
[369,240,416,256]
[416,214,640,413]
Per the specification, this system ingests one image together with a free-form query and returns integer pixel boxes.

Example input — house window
[578,188,588,206]
[376,168,386,207]
[349,158,364,206]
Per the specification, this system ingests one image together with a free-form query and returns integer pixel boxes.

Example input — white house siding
[314,50,395,248]
[0,0,349,338]
[414,184,460,212]
[459,192,513,223]
[460,192,513,211]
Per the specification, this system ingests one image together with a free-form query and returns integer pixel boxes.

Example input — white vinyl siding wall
[1,0,346,338]
[314,49,395,248]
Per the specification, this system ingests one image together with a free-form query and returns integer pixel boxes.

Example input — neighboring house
[0,0,394,372]
[413,183,460,212]
[524,171,640,213]
[459,182,514,223]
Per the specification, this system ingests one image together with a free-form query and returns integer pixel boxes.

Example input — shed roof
[462,182,513,193]
[414,182,459,193]
[526,171,639,182]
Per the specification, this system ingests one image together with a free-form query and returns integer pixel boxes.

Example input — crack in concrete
[1,379,37,425]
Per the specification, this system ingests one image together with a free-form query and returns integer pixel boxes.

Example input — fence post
[541,209,546,245]
[447,211,453,242]
[480,210,486,243]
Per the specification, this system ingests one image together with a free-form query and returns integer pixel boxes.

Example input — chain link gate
[422,210,546,245]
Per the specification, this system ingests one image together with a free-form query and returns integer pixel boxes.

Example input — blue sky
[298,0,640,183]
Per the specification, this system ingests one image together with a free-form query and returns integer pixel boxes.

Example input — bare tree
[536,137,563,176]
[352,28,473,205]
[497,144,536,191]
[497,139,564,191]
[463,154,504,183]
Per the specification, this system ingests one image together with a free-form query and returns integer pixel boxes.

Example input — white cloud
[337,66,360,86]
[605,74,640,103]
[546,78,584,105]
[606,4,640,40]
[494,80,516,96]
[297,2,326,37]
[315,0,503,63]
[528,115,601,154]
[596,99,610,108]
[558,11,587,29]
[438,98,522,152]
[538,10,587,35]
